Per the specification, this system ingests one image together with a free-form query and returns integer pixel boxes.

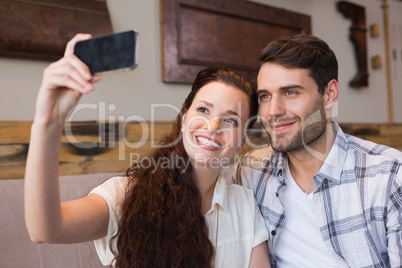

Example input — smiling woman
[24,34,270,268]
[113,67,268,267]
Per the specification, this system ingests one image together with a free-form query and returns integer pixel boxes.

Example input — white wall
[389,0,402,123]
[1,0,401,123]
[0,0,191,122]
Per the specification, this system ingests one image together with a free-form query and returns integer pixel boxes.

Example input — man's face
[257,63,327,153]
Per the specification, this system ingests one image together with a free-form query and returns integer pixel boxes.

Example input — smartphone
[74,30,139,75]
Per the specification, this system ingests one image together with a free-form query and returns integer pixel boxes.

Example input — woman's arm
[249,242,271,268]
[24,34,109,244]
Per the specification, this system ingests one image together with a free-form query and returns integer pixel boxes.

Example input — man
[234,35,402,268]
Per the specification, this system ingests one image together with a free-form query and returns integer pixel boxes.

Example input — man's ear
[181,113,187,133]
[324,79,339,110]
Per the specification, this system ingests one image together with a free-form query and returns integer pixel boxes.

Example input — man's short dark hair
[257,34,338,95]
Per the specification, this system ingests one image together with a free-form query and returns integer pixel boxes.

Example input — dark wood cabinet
[161,0,311,85]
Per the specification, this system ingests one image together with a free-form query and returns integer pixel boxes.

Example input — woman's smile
[195,135,223,151]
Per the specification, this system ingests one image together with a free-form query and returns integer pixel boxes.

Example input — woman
[24,34,270,267]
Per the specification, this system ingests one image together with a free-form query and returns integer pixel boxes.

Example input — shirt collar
[207,175,228,215]
[274,152,286,184]
[316,123,348,185]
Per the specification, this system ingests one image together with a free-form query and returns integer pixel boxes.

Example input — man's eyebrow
[279,84,305,90]
[257,84,305,93]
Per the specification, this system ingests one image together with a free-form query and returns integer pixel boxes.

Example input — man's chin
[270,141,287,152]
[270,140,304,153]
[271,144,287,153]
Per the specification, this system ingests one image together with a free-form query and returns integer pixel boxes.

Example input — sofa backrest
[0,172,122,268]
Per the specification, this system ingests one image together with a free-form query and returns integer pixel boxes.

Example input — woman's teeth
[197,137,222,148]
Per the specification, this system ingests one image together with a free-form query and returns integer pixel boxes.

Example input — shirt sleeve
[252,194,270,247]
[386,166,402,268]
[233,153,248,186]
[88,176,128,266]
[232,153,270,246]
[233,152,257,192]
[232,146,275,190]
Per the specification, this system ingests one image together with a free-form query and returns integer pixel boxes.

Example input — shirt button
[275,192,279,197]
[271,230,276,236]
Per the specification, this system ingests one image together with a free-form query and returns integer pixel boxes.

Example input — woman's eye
[197,107,208,114]
[224,117,238,126]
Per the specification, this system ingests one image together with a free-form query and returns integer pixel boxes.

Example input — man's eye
[286,91,296,96]
[259,94,270,100]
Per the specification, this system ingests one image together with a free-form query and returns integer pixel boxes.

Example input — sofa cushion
[0,172,122,268]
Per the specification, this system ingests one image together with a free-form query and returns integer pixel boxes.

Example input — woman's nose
[208,117,222,134]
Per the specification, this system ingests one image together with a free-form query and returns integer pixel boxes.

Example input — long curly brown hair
[112,67,259,267]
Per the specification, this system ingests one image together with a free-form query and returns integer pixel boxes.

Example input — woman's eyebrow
[198,100,214,107]
[198,100,242,119]
[226,110,241,119]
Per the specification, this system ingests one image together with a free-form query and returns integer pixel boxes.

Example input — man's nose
[268,96,285,117]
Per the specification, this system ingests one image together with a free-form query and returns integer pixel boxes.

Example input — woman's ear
[181,113,187,133]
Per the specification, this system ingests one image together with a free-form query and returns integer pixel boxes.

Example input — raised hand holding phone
[25,34,107,244]
[35,34,102,126]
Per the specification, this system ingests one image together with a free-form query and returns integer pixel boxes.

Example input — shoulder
[90,176,130,205]
[346,134,401,158]
[345,134,402,165]
[342,134,402,188]
[225,183,257,209]
[242,145,275,160]
[96,176,129,191]
[226,182,254,197]
[236,145,277,172]
[234,145,279,187]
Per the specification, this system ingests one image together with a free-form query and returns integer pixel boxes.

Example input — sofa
[0,172,122,268]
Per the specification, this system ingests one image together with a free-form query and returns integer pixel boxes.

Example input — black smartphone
[74,30,139,75]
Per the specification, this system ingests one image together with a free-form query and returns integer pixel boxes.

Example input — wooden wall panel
[1,121,401,180]
[0,0,112,61]
[0,121,175,180]
[178,6,297,70]
[161,0,311,84]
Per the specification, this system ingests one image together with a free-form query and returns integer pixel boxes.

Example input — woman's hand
[25,34,109,244]
[34,33,101,125]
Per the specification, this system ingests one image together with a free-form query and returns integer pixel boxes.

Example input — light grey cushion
[0,172,122,268]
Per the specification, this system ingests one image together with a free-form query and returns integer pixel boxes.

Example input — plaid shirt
[234,124,402,268]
